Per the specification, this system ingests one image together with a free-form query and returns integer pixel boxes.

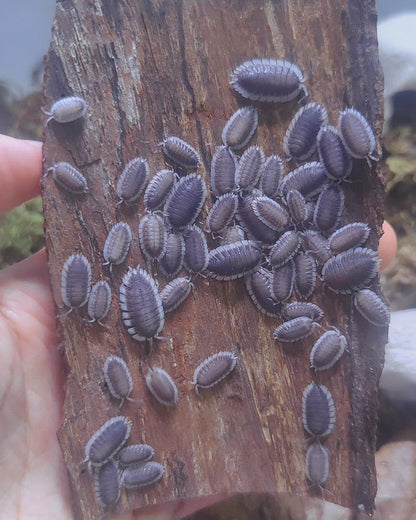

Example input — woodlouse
[268,230,301,268]
[122,461,165,489]
[160,277,192,313]
[302,383,336,438]
[294,252,317,299]
[193,351,237,394]
[88,281,111,325]
[286,189,307,227]
[164,173,207,230]
[252,195,290,231]
[210,146,237,197]
[282,302,323,322]
[117,444,155,468]
[46,162,88,194]
[139,213,167,261]
[205,193,239,235]
[222,106,258,150]
[246,267,283,316]
[338,108,377,162]
[259,155,284,198]
[273,316,316,343]
[283,102,328,161]
[103,355,133,404]
[300,230,331,264]
[145,367,179,406]
[271,260,295,302]
[159,232,185,278]
[280,162,328,199]
[206,240,262,280]
[85,416,132,466]
[144,169,175,212]
[220,225,246,246]
[310,330,347,371]
[120,267,165,341]
[117,157,149,204]
[103,222,132,268]
[313,184,344,234]
[306,443,329,488]
[328,222,370,254]
[184,226,209,274]
[161,136,200,170]
[230,59,308,102]
[44,96,87,124]
[317,125,352,181]
[353,289,390,327]
[237,194,280,243]
[93,459,121,507]
[235,145,265,192]
[61,253,91,312]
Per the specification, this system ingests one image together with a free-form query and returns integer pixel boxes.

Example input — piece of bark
[41,0,385,518]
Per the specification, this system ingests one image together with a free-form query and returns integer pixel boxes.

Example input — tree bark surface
[42,1,385,518]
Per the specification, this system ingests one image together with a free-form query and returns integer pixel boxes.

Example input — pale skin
[0,134,395,519]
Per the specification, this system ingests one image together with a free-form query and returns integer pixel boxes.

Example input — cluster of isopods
[45,57,390,509]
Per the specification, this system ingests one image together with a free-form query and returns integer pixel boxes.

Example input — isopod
[139,213,167,261]
[85,416,132,466]
[220,225,246,246]
[164,173,207,230]
[122,461,165,489]
[310,330,347,371]
[294,252,317,299]
[44,95,87,124]
[300,230,331,264]
[161,136,200,170]
[252,195,290,231]
[306,443,329,488]
[205,193,239,235]
[88,281,111,325]
[103,222,132,268]
[159,232,185,278]
[193,351,237,393]
[302,383,336,438]
[280,162,328,199]
[259,155,284,198]
[338,108,377,162]
[317,125,352,181]
[145,367,179,406]
[103,355,133,404]
[210,146,237,197]
[144,169,175,212]
[46,162,88,194]
[328,222,370,254]
[246,267,283,316]
[353,289,390,327]
[117,444,155,468]
[282,302,323,322]
[235,145,265,192]
[206,240,262,280]
[313,184,344,234]
[117,157,149,204]
[268,230,301,268]
[184,226,209,274]
[286,189,307,227]
[271,260,295,302]
[61,253,91,312]
[160,277,192,313]
[93,459,121,507]
[230,58,308,102]
[273,316,316,343]
[222,106,258,150]
[237,194,280,244]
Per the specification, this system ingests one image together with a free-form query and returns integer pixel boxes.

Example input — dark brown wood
[42,0,385,518]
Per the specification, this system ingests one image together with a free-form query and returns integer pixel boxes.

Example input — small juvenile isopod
[259,155,284,198]
[145,367,179,406]
[117,157,149,204]
[161,136,200,170]
[44,96,87,124]
[338,108,377,163]
[144,169,175,212]
[120,267,165,341]
[46,162,88,194]
[286,189,308,228]
[205,193,239,235]
[317,125,352,181]
[160,277,192,313]
[93,459,121,507]
[206,240,262,280]
[353,289,390,327]
[193,351,237,393]
[282,302,323,322]
[85,416,132,466]
[103,355,134,405]
[235,145,265,192]
[306,443,329,488]
[268,231,301,268]
[280,162,328,199]
[103,222,132,269]
[283,102,328,161]
[302,383,336,438]
[271,260,295,302]
[164,173,207,230]
[273,316,316,343]
[139,213,167,261]
[310,330,347,371]
[246,267,282,316]
[117,444,155,468]
[252,195,290,231]
[220,225,246,246]
[88,281,111,325]
[210,146,237,197]
[222,106,258,150]
[184,226,209,274]
[122,461,165,489]
[230,59,308,102]
[237,194,280,244]
[294,252,317,299]
[159,232,185,278]
[61,253,91,313]
[313,184,344,234]
[328,222,370,254]
[300,230,331,264]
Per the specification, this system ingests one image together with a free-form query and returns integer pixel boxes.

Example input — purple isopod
[160,277,192,313]
[313,184,344,234]
[317,125,352,181]
[294,252,317,299]
[122,461,165,489]
[120,267,164,341]
[210,146,237,197]
[245,267,283,317]
[205,193,239,235]
[159,232,185,278]
[61,253,91,312]
[283,102,328,161]
[273,316,316,343]
[220,225,246,246]
[85,416,132,465]
[300,230,331,264]
[328,222,371,254]
[145,367,178,406]
[206,240,262,280]
[144,169,175,212]
[117,157,149,204]
[46,162,88,194]
[161,136,200,170]
[322,247,379,294]
[103,355,133,404]
[252,195,290,231]
[237,194,280,244]
[184,226,209,274]
[286,189,308,227]
[302,383,336,438]
[310,330,347,371]
[353,289,390,327]
[230,58,308,102]
[222,106,258,150]
[88,281,111,325]
[93,459,121,507]
[271,260,295,302]
[164,173,207,230]
[235,145,265,192]
[139,213,167,261]
[338,108,377,162]
[282,302,323,322]
[44,96,87,124]
[306,443,329,488]
[280,162,328,199]
[117,444,155,468]
[193,351,237,393]
[268,231,301,268]
[259,154,284,198]
[103,222,132,268]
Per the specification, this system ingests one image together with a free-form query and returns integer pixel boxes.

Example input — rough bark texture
[42,0,385,518]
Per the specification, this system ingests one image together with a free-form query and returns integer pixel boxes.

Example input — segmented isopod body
[120,267,164,341]
[271,260,295,302]
[159,232,185,278]
[310,330,347,371]
[210,146,237,197]
[268,231,301,268]
[259,155,284,198]
[144,169,175,211]
[286,189,307,227]
[145,367,178,406]
[235,145,265,192]
[230,59,308,102]
[184,226,209,274]
[237,194,280,243]
[117,157,149,204]
[93,459,121,507]
[302,383,336,438]
[322,247,379,294]
[282,302,323,321]
[44,96,87,124]
[220,225,246,246]
[118,444,155,468]
[122,462,165,489]
[246,267,282,316]
[103,355,133,403]
[353,289,390,327]
[328,222,370,254]
[61,253,91,311]
[295,252,317,299]
[85,416,132,465]
[222,106,258,150]
[164,173,207,230]
[103,222,132,267]
[273,316,315,343]
[193,351,237,393]
[306,443,329,487]
[280,162,328,199]
[338,108,376,161]
[313,185,344,234]
[206,193,239,234]
[139,213,167,261]
[252,195,290,231]
[283,102,328,161]
[46,162,88,194]
[88,281,111,325]
[160,277,192,313]
[161,136,200,170]
[300,230,331,264]
[206,240,262,280]
[317,125,352,180]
